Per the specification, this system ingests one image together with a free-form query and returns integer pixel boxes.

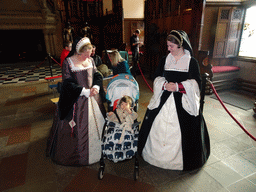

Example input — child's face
[120,102,130,110]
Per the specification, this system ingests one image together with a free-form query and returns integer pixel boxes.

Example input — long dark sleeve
[58,78,83,120]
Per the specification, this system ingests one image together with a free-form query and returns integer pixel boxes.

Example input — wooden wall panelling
[143,0,150,72]
[181,9,192,34]
[155,0,160,19]
[189,0,206,59]
[163,0,168,17]
[103,14,123,50]
[172,15,182,30]
[123,20,131,51]
[157,18,164,34]
[213,7,244,59]
[225,7,244,57]
[89,19,102,52]
[200,6,218,52]
[165,17,172,32]
[159,0,164,19]
[213,7,231,58]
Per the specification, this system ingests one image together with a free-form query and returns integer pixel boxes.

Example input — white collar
[165,49,191,72]
[68,57,93,72]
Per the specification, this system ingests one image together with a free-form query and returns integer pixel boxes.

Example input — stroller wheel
[134,168,139,181]
[98,167,104,180]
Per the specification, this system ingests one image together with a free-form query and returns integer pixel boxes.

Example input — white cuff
[80,87,90,97]
[175,83,179,92]
[163,81,167,90]
[92,85,100,93]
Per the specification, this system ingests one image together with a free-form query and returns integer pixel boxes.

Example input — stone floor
[0,64,256,192]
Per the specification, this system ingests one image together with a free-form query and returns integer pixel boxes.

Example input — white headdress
[76,37,91,54]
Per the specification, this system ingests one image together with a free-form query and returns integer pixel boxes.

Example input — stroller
[98,73,140,181]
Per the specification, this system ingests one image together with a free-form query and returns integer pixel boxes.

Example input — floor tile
[204,154,220,166]
[239,147,256,166]
[63,168,104,192]
[141,164,181,187]
[0,153,28,191]
[246,173,256,185]
[94,171,155,192]
[217,122,245,137]
[15,107,34,120]
[218,136,253,154]
[222,152,256,177]
[0,136,8,148]
[0,128,11,137]
[235,133,255,148]
[4,96,35,107]
[181,169,224,192]
[204,161,243,187]
[7,125,31,145]
[211,142,237,160]
[25,138,56,185]
[207,127,233,143]
[5,180,57,192]
[1,142,30,158]
[135,166,155,186]
[227,178,256,192]
[157,177,194,192]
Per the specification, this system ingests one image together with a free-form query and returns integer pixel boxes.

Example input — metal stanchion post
[47,53,53,77]
[200,73,209,113]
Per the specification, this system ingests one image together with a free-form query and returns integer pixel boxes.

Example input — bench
[198,51,240,94]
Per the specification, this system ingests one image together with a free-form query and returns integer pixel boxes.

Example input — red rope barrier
[210,83,256,141]
[45,75,62,80]
[137,62,154,93]
[49,55,61,67]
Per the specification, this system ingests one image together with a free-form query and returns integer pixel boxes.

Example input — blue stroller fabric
[102,121,139,163]
[106,74,139,108]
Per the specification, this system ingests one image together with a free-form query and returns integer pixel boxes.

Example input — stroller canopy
[106,74,139,107]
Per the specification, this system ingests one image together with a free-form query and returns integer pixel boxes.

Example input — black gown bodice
[163,70,189,83]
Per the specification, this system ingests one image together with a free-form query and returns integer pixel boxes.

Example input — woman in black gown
[138,30,210,171]
[46,37,106,166]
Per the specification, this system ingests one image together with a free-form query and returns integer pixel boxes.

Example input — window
[238,5,256,58]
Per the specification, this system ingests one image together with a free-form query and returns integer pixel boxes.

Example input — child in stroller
[99,74,140,180]
[107,96,138,144]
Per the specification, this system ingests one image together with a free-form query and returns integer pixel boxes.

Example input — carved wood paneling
[213,7,244,59]
[226,40,237,57]
[229,23,240,38]
[214,41,225,57]
[216,23,228,39]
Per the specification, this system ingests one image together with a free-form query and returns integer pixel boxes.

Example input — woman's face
[167,41,179,55]
[108,54,114,63]
[81,48,92,59]
[108,54,117,65]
